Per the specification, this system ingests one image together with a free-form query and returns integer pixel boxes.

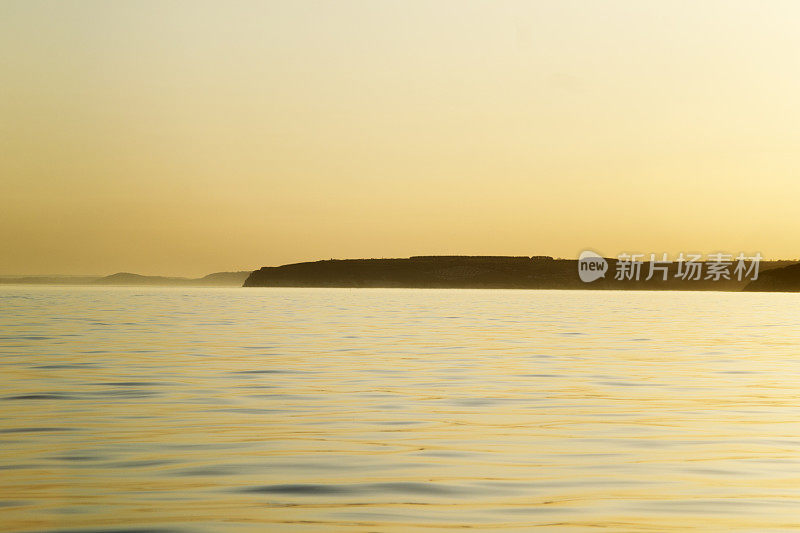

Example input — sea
[2,286,800,532]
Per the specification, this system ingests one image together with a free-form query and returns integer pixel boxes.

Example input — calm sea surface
[2,286,800,532]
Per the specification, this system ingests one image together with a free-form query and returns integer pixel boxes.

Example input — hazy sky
[2,1,799,276]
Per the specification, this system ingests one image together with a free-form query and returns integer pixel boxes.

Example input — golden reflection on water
[2,287,800,531]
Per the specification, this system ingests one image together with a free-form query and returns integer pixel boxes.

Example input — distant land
[244,256,800,291]
[4,259,799,291]
[0,271,250,287]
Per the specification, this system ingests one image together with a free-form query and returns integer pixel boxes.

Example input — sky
[2,0,800,276]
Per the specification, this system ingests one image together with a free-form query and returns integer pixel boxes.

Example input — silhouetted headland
[244,256,794,290]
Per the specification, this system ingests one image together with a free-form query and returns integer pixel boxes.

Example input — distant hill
[743,263,800,292]
[244,256,794,291]
[93,272,190,285]
[93,271,251,286]
[197,271,253,286]
[0,275,101,285]
[0,271,250,286]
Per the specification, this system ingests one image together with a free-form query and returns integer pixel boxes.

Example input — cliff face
[243,256,791,290]
[743,263,800,292]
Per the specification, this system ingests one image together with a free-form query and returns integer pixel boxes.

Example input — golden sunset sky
[2,1,799,276]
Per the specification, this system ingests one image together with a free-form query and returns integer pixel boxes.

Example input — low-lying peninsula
[243,256,795,291]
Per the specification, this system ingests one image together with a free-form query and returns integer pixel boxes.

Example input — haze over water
[2,286,800,531]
